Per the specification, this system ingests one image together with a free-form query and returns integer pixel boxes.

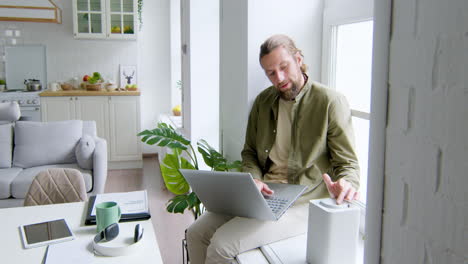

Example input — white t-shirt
[264,98,294,183]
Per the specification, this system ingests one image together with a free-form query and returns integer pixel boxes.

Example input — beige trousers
[186,203,308,264]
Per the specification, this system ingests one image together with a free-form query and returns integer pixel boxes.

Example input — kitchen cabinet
[40,97,108,143]
[40,97,76,121]
[41,95,142,167]
[108,96,141,161]
[76,97,110,143]
[72,0,138,40]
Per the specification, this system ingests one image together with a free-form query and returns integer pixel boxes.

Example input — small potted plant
[0,79,6,91]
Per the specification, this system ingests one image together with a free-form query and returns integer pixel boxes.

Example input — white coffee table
[0,202,163,263]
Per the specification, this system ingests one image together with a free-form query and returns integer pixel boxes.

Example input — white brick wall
[382,0,468,263]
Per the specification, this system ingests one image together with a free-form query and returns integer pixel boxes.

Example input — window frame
[323,17,374,203]
[321,1,390,264]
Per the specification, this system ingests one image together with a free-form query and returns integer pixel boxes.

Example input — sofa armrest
[90,137,108,195]
[0,102,20,122]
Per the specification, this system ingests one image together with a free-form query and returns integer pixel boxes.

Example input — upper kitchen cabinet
[72,0,138,40]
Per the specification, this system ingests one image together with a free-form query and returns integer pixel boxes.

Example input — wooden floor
[105,157,194,264]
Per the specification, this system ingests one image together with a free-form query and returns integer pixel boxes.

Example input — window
[322,1,375,261]
[329,20,374,202]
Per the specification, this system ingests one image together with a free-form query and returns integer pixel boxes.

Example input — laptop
[179,169,308,221]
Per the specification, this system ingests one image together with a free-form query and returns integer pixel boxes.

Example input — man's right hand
[253,179,274,196]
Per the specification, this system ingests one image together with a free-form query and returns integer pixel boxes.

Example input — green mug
[96,201,121,233]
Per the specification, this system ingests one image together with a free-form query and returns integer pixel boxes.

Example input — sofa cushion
[11,164,93,199]
[75,135,95,170]
[13,120,83,168]
[83,121,97,137]
[0,168,22,199]
[0,123,13,168]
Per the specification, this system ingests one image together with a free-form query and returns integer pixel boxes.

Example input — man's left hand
[322,173,359,204]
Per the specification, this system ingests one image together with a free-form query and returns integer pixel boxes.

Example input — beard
[279,82,300,101]
[277,65,305,100]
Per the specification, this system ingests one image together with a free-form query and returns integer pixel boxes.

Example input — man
[187,34,360,264]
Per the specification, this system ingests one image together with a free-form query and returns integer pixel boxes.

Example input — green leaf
[166,192,202,215]
[166,195,190,214]
[196,139,242,171]
[141,135,151,142]
[146,137,159,145]
[137,130,151,136]
[226,160,242,171]
[197,139,228,171]
[160,153,195,195]
[137,122,190,151]
[168,141,187,149]
[186,192,200,208]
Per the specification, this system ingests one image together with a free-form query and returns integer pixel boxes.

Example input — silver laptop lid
[180,169,307,221]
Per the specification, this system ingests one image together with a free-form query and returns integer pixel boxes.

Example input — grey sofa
[0,102,107,208]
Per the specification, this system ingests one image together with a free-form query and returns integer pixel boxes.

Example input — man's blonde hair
[259,34,308,73]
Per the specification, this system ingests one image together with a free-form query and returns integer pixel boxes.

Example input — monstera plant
[138,122,241,219]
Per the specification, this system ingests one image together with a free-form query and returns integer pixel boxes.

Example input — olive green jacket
[241,80,360,203]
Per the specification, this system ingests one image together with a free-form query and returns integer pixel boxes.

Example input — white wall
[247,0,324,98]
[181,0,220,166]
[170,0,181,109]
[138,0,171,154]
[0,0,172,154]
[219,0,249,161]
[381,0,468,262]
[220,0,324,161]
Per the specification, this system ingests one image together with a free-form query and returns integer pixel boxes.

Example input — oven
[17,106,41,121]
[0,91,41,121]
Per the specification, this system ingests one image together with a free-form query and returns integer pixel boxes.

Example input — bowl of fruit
[125,84,138,91]
[83,72,104,91]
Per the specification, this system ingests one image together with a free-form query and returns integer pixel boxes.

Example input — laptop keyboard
[265,197,289,214]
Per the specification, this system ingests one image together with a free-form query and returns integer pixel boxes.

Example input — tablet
[19,219,75,249]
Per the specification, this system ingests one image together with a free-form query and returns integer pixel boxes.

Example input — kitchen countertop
[39,89,140,96]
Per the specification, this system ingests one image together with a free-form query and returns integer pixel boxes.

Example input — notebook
[84,190,151,225]
[179,169,308,221]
